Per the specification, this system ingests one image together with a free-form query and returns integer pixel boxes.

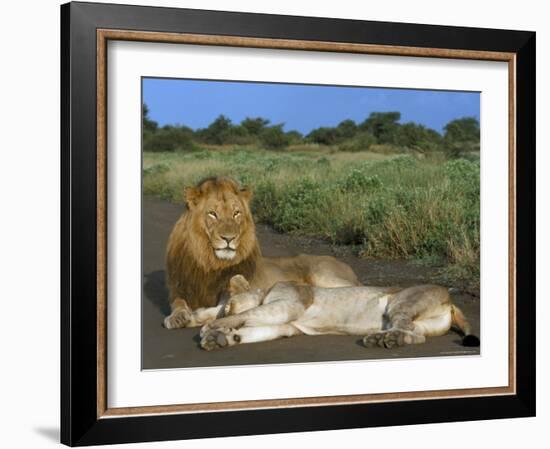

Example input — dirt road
[142,197,480,369]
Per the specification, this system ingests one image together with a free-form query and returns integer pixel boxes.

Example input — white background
[0,0,546,448]
[109,42,509,408]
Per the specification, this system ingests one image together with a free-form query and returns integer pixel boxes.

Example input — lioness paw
[381,330,408,348]
[200,328,241,351]
[199,321,225,338]
[223,299,234,316]
[201,330,228,351]
[363,332,386,348]
[199,323,213,338]
[363,330,410,349]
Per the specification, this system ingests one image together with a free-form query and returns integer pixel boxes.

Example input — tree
[360,111,401,144]
[260,124,291,150]
[241,117,270,135]
[142,103,158,133]
[306,126,340,145]
[219,125,255,145]
[337,131,377,152]
[394,122,442,152]
[196,115,233,144]
[336,119,358,139]
[285,130,303,145]
[444,117,480,142]
[443,117,480,158]
[143,125,196,152]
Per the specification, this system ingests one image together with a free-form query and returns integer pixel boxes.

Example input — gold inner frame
[96,29,517,419]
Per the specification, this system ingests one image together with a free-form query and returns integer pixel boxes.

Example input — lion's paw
[164,308,192,329]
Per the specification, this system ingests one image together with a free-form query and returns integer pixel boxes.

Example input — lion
[164,176,361,329]
[199,275,480,350]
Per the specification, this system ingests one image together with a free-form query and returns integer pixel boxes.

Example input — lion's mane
[165,177,261,309]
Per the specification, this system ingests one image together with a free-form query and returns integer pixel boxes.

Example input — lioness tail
[451,304,480,347]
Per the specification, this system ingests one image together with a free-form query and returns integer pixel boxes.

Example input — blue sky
[143,78,480,135]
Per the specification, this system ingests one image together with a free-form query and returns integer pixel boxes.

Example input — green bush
[241,117,270,135]
[219,125,256,145]
[394,122,442,152]
[443,117,480,158]
[339,170,382,192]
[306,127,341,145]
[337,131,377,152]
[142,104,158,133]
[195,115,233,145]
[143,126,198,152]
[274,179,325,232]
[285,130,304,145]
[360,111,401,144]
[143,163,175,200]
[336,119,358,139]
[260,125,291,150]
[143,162,170,176]
[316,157,331,167]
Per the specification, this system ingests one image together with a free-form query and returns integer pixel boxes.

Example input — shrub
[143,162,170,176]
[260,125,291,150]
[143,126,197,152]
[306,127,340,145]
[143,163,174,200]
[359,111,401,144]
[337,131,377,152]
[219,125,256,145]
[262,178,326,233]
[285,130,304,145]
[316,157,331,167]
[336,119,358,139]
[339,170,381,192]
[443,117,480,158]
[394,122,442,152]
[333,217,367,245]
[142,104,158,133]
[241,117,270,135]
[195,115,233,145]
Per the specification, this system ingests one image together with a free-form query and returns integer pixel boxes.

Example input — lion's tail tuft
[451,304,480,347]
[462,334,481,347]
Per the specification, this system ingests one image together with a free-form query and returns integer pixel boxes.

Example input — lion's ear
[184,186,201,209]
[239,187,252,203]
[229,275,250,296]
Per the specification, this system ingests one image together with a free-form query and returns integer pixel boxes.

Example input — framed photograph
[61,1,535,446]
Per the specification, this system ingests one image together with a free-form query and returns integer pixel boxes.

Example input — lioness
[199,275,480,350]
[164,176,360,329]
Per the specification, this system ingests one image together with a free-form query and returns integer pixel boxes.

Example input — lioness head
[225,274,266,315]
[184,176,257,266]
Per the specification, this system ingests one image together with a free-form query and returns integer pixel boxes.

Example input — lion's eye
[208,211,218,220]
[233,210,241,218]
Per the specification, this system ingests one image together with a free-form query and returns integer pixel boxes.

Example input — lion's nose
[221,235,236,244]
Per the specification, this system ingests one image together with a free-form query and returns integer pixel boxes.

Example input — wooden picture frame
[61,1,535,446]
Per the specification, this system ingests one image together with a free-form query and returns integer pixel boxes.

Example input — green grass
[143,148,480,288]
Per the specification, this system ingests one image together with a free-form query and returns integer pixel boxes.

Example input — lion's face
[185,177,256,265]
[202,194,247,261]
